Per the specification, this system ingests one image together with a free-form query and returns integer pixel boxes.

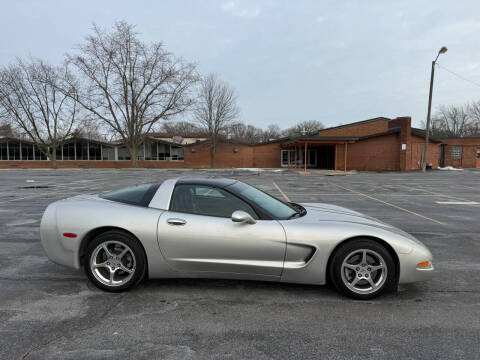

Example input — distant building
[1,117,479,170]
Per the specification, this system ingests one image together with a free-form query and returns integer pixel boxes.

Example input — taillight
[62,232,77,238]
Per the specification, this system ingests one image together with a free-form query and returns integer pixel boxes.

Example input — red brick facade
[441,138,480,168]
[316,117,390,137]
[341,134,401,171]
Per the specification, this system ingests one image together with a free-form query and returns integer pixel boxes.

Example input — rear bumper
[40,203,80,269]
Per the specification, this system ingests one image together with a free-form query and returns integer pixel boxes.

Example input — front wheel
[84,230,146,292]
[329,239,396,300]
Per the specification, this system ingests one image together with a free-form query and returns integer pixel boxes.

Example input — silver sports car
[40,177,434,299]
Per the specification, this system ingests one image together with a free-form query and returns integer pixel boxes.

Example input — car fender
[41,197,171,277]
[279,220,415,285]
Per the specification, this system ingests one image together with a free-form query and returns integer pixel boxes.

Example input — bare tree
[282,120,324,137]
[227,122,264,144]
[467,100,480,136]
[438,105,470,137]
[72,116,110,142]
[0,58,78,168]
[160,120,203,137]
[427,105,471,137]
[66,21,198,166]
[262,124,282,142]
[195,74,240,167]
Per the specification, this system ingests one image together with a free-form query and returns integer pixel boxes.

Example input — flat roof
[411,128,443,143]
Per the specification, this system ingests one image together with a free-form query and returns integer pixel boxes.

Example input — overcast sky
[1,0,479,129]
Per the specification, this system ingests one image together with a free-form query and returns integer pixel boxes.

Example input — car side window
[101,183,159,207]
[170,184,259,219]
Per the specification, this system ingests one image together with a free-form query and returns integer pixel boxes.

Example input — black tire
[84,230,146,292]
[329,239,397,300]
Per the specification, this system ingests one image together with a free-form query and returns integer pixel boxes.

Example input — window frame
[451,146,462,159]
[169,183,265,220]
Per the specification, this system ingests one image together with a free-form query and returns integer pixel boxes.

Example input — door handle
[167,218,187,226]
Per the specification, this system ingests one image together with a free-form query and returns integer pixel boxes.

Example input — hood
[299,203,388,225]
[295,202,417,240]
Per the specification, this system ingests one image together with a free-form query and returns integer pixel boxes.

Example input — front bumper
[398,248,435,284]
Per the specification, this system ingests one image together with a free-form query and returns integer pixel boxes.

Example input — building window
[118,146,131,160]
[89,142,102,160]
[136,145,144,161]
[0,142,7,160]
[75,140,88,160]
[22,143,34,160]
[451,146,462,159]
[150,143,158,160]
[158,144,170,160]
[34,146,47,160]
[8,141,20,160]
[281,150,296,167]
[171,145,184,160]
[63,142,76,160]
[102,146,115,160]
[56,145,63,160]
[144,142,152,160]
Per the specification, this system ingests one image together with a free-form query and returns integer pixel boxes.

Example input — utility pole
[422,46,448,172]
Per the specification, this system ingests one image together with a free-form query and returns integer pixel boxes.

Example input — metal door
[157,211,286,276]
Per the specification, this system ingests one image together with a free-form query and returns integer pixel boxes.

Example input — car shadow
[132,277,431,303]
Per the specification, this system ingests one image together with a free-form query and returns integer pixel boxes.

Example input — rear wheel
[330,239,396,300]
[84,230,146,292]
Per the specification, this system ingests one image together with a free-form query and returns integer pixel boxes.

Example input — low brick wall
[0,160,189,169]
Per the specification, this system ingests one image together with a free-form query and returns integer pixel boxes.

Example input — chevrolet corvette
[40,177,434,299]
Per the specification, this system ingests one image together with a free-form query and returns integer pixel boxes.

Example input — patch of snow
[234,168,284,172]
[438,166,463,171]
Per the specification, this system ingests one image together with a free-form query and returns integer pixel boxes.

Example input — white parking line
[436,201,480,205]
[332,184,445,225]
[395,184,471,202]
[284,193,446,197]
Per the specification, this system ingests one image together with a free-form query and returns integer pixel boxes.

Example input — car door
[157,184,286,276]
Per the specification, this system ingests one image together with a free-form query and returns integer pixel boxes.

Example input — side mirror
[231,210,256,224]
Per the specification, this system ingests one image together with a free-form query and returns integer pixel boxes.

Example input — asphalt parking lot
[1,168,479,359]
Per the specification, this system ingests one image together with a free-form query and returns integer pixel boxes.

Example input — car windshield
[228,182,297,220]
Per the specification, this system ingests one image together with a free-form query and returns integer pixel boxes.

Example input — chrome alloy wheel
[90,241,136,287]
[340,249,387,295]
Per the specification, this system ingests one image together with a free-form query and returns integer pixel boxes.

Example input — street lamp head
[434,46,448,62]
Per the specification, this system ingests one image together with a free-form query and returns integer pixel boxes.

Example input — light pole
[422,46,448,172]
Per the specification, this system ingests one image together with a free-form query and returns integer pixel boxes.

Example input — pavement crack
[18,293,127,359]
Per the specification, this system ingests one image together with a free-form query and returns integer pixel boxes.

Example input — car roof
[176,177,238,188]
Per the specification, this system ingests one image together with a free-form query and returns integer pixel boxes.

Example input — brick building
[440,137,480,168]
[1,117,479,171]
